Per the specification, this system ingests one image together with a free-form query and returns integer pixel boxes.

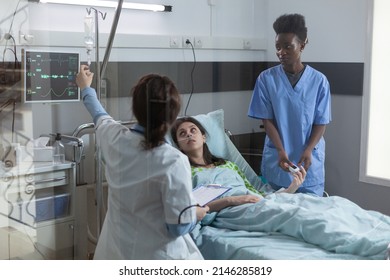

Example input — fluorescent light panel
[35,0,172,12]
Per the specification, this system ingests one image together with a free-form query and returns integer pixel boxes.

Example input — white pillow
[166,109,226,157]
[191,109,228,158]
[168,109,264,190]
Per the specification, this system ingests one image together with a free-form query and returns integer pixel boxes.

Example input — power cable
[184,39,196,116]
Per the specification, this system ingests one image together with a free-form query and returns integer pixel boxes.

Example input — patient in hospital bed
[170,113,390,260]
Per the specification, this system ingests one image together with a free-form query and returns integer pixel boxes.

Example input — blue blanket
[192,166,390,259]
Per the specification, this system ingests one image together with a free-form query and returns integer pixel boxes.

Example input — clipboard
[192,184,231,206]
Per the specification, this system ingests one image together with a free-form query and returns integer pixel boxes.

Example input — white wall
[264,0,367,62]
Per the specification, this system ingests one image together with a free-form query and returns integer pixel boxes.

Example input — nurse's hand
[298,149,312,170]
[278,151,290,172]
[196,205,209,222]
[76,64,94,90]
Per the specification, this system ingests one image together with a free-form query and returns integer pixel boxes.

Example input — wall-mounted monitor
[23,49,80,103]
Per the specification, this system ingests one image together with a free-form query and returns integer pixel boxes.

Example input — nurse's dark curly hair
[132,73,181,150]
[273,13,308,43]
[171,117,226,167]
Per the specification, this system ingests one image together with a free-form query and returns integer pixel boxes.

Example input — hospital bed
[183,109,390,260]
[73,109,390,260]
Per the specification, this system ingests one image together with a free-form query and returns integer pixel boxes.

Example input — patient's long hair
[132,74,181,150]
[171,117,226,167]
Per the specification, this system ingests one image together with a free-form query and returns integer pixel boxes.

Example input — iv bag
[84,14,94,51]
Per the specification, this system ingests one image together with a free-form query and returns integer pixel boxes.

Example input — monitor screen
[23,49,80,103]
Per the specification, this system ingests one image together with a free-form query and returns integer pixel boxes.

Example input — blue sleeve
[314,76,332,124]
[166,222,197,237]
[248,72,274,120]
[81,87,109,124]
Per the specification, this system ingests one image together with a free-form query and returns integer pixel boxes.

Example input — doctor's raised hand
[76,65,94,90]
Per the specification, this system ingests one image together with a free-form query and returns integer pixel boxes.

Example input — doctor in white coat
[76,66,208,259]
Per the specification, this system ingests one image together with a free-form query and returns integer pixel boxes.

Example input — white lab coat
[93,116,203,260]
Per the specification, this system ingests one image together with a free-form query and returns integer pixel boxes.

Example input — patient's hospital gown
[192,164,390,259]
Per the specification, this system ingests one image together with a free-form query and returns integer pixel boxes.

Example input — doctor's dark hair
[170,117,226,167]
[273,13,308,43]
[132,74,181,150]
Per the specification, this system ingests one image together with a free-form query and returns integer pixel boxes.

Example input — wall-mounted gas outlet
[19,31,34,44]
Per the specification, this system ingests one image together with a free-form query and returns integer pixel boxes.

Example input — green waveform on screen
[40,74,71,79]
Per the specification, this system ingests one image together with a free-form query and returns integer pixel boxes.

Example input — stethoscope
[178,204,203,224]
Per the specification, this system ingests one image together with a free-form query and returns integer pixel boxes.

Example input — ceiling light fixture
[28,0,172,12]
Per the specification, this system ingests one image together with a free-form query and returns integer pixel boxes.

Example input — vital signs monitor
[22,49,80,103]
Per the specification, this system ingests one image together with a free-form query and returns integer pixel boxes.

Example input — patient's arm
[279,166,306,193]
[207,195,261,212]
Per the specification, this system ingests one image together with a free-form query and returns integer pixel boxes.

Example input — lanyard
[130,123,145,135]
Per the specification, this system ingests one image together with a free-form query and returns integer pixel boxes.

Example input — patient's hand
[285,167,306,193]
[207,195,261,212]
[228,195,261,206]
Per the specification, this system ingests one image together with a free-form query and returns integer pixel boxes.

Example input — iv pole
[101,0,124,80]
[87,0,124,238]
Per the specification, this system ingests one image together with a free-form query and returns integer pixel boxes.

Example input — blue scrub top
[248,64,331,191]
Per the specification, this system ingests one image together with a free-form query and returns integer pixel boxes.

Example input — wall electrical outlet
[194,37,203,48]
[169,37,180,48]
[243,39,252,49]
[182,36,193,48]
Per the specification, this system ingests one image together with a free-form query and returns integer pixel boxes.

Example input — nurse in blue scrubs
[248,13,331,196]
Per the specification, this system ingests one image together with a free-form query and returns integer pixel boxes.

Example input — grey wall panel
[94,61,364,97]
